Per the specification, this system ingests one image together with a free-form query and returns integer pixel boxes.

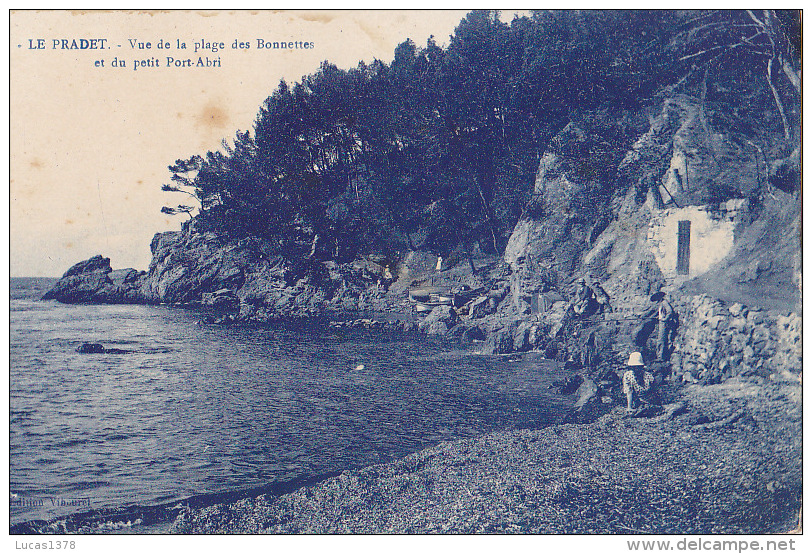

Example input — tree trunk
[406,232,416,251]
[308,233,319,259]
[766,58,792,142]
[746,139,770,192]
[476,141,500,254]
[761,10,801,96]
[478,185,500,253]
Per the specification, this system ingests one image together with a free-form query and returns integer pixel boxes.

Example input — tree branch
[679,39,748,61]
[746,10,767,30]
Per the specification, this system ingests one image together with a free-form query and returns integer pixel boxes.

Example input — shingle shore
[172,377,802,534]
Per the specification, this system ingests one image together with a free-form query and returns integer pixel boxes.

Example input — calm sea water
[10,277,569,526]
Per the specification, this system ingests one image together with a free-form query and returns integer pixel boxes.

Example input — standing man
[582,330,598,371]
[656,292,677,361]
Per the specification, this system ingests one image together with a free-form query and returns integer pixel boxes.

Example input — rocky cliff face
[139,222,285,306]
[620,94,763,205]
[43,219,395,319]
[505,95,792,305]
[497,93,801,380]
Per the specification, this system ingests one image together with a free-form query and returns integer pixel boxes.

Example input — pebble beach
[171,377,802,534]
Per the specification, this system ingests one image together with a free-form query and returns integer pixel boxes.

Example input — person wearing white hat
[622,351,655,411]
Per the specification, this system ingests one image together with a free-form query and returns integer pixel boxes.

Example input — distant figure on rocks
[571,278,596,317]
[591,281,612,313]
[656,292,677,361]
[622,351,656,412]
[581,330,598,371]
[377,264,395,291]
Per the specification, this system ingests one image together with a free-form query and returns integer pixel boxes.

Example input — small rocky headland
[40,11,801,534]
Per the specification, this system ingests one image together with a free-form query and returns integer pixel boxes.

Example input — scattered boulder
[423,321,450,335]
[629,405,665,418]
[573,376,598,407]
[469,296,495,319]
[561,376,608,423]
[76,342,105,354]
[482,329,514,355]
[513,322,534,352]
[461,325,485,342]
[419,305,458,335]
[551,374,584,395]
[544,343,561,360]
[657,402,687,421]
[446,324,470,340]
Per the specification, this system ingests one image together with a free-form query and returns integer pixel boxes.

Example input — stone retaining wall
[671,294,801,383]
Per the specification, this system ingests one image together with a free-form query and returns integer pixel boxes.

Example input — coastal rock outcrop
[43,220,392,320]
[76,342,105,354]
[42,255,146,304]
[139,224,259,304]
[75,342,129,354]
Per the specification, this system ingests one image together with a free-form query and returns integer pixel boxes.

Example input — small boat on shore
[429,293,454,305]
[409,284,483,311]
[408,287,446,303]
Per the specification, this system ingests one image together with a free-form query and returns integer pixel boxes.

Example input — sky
[8,9,500,277]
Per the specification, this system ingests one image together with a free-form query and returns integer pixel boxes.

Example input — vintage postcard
[8,8,803,548]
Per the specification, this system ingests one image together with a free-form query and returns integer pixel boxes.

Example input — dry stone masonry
[671,294,801,384]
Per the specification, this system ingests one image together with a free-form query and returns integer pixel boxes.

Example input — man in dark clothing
[571,278,596,317]
[592,281,612,313]
[656,293,677,361]
[633,290,678,361]
[581,330,598,371]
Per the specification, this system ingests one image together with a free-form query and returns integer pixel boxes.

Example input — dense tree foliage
[162,10,800,260]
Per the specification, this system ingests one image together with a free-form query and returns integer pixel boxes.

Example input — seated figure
[622,351,657,411]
